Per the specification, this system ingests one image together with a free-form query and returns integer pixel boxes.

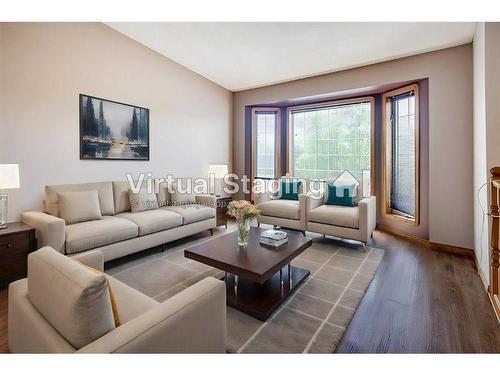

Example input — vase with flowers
[227,200,261,247]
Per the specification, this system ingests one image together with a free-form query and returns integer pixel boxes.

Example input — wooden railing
[490,167,500,297]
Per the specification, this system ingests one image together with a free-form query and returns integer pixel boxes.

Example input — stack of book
[260,229,288,248]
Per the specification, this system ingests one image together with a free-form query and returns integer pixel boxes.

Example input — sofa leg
[301,231,306,236]
[161,243,166,252]
[257,222,260,228]
[371,233,374,239]
[210,228,214,236]
[361,242,367,252]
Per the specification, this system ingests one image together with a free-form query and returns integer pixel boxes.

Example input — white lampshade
[0,164,20,189]
[208,164,228,178]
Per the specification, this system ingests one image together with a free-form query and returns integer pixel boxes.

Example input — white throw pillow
[57,190,102,224]
[129,188,159,212]
[27,247,116,349]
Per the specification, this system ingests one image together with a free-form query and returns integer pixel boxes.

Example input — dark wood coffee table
[184,226,312,321]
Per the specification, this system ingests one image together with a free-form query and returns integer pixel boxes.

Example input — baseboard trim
[428,241,475,257]
[473,250,490,292]
[376,224,429,247]
[376,224,474,258]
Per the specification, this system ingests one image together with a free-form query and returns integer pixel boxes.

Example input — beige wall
[0,23,232,221]
[473,23,489,284]
[233,45,474,249]
[473,22,500,286]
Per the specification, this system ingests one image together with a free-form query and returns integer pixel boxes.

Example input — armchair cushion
[257,199,300,220]
[325,184,355,207]
[65,216,138,254]
[279,179,302,201]
[108,278,158,323]
[308,205,359,229]
[27,247,116,349]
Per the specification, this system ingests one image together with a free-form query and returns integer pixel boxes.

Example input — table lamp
[208,164,228,196]
[0,164,20,229]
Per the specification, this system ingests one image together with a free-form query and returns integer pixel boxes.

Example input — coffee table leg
[288,263,292,288]
[234,275,239,295]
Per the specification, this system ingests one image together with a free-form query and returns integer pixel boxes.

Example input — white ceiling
[106,22,475,92]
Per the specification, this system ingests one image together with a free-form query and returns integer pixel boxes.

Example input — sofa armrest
[195,194,217,207]
[76,277,226,353]
[70,250,104,272]
[358,196,377,242]
[299,193,308,228]
[21,211,65,253]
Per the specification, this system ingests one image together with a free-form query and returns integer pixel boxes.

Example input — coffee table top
[184,226,312,283]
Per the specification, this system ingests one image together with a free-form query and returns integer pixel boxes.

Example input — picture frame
[79,94,150,161]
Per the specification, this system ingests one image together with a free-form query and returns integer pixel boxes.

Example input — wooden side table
[0,223,36,287]
[215,196,232,228]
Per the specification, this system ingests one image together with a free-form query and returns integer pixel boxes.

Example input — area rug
[105,225,385,353]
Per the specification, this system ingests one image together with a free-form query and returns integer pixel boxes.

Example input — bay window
[288,98,374,195]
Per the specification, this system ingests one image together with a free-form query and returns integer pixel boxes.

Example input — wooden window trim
[285,97,375,196]
[381,83,420,226]
[250,108,281,199]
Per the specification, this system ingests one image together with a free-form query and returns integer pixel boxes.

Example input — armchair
[255,190,307,233]
[8,247,226,353]
[306,183,376,245]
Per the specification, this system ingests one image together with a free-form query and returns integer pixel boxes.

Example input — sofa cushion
[170,191,196,205]
[27,247,116,349]
[45,181,115,217]
[308,205,359,229]
[116,209,183,236]
[129,188,159,213]
[163,204,215,225]
[57,190,102,224]
[156,180,172,207]
[108,277,158,323]
[65,216,139,254]
[113,181,131,214]
[257,199,300,220]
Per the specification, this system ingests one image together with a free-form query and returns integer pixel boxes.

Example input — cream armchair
[8,247,226,353]
[255,191,307,233]
[306,186,376,246]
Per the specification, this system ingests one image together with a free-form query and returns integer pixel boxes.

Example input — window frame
[251,107,282,182]
[381,83,420,225]
[286,97,375,196]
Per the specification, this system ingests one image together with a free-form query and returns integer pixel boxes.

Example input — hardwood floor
[0,229,498,353]
[337,230,500,353]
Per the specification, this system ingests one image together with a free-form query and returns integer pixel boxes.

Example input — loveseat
[21,181,216,262]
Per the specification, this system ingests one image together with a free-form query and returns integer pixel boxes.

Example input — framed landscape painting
[79,94,150,160]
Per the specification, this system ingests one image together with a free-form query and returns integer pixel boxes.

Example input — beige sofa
[8,247,226,353]
[21,181,216,262]
[256,179,376,245]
